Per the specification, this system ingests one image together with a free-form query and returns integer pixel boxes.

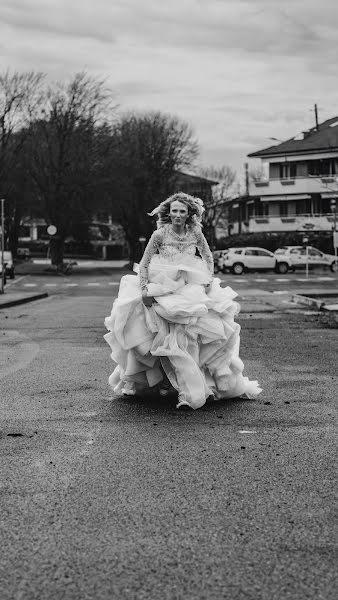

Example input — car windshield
[275,248,288,254]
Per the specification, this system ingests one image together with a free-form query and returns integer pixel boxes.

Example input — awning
[321,192,338,199]
[260,194,311,202]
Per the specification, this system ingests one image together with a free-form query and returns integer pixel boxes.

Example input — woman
[104,192,262,409]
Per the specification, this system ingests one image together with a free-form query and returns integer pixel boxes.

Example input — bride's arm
[196,229,214,280]
[139,230,162,296]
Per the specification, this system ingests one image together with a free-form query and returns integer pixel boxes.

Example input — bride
[104,192,262,409]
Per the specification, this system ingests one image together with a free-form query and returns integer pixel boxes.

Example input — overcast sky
[1,0,338,177]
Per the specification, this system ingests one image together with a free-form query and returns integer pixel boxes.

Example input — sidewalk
[17,258,128,273]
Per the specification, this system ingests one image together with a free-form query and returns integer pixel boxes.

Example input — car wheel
[232,262,244,275]
[276,262,289,274]
[330,261,338,273]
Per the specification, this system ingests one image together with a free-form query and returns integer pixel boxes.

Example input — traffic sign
[47,225,57,235]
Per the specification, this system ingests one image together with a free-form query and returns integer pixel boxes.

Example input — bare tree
[0,70,44,249]
[0,70,44,185]
[110,111,199,262]
[28,71,116,267]
[199,165,238,247]
[249,164,267,182]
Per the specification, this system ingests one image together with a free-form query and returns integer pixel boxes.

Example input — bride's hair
[148,192,205,229]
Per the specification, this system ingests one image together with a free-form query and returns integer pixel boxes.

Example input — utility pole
[330,198,338,271]
[314,104,319,130]
[1,198,5,294]
[244,162,249,196]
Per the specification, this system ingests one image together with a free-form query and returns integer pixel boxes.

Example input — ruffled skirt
[104,255,262,409]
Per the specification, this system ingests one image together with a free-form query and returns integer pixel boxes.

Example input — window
[309,249,322,257]
[279,162,297,179]
[233,249,243,254]
[307,159,336,176]
[244,249,256,256]
[247,202,254,218]
[279,201,288,217]
[255,201,269,217]
[256,249,273,257]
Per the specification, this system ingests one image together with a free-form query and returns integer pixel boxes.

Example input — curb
[291,294,325,309]
[0,292,49,309]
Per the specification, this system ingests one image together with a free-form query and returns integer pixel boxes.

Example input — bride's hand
[142,294,154,307]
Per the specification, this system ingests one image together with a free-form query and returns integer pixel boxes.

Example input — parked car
[0,251,15,279]
[221,247,292,275]
[16,247,31,261]
[274,246,338,272]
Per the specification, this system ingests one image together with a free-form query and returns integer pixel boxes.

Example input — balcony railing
[229,213,335,234]
[249,177,338,197]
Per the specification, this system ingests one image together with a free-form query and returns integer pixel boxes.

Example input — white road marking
[254,278,268,282]
[317,277,334,281]
[295,278,315,281]
[87,282,101,286]
[108,282,119,286]
[5,276,27,288]
[65,283,78,287]
[23,283,37,287]
[45,283,57,287]
[275,278,290,282]
[239,430,257,434]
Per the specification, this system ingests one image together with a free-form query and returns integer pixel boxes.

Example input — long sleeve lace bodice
[139,225,214,293]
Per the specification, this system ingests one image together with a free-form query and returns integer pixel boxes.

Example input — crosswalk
[16,276,336,289]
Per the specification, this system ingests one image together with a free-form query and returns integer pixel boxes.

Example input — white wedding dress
[104,224,262,409]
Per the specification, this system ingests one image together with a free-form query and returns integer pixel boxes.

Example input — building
[174,170,218,202]
[227,116,338,236]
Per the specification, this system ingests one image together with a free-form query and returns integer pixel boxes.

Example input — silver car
[222,247,292,275]
[274,246,338,272]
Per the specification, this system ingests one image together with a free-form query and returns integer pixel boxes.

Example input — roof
[248,116,338,158]
[175,170,219,185]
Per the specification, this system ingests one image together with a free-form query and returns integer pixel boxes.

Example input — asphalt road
[5,259,338,298]
[0,273,337,600]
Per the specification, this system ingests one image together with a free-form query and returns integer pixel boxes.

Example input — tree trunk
[49,235,64,267]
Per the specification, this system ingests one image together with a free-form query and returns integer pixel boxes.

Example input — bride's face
[169,200,189,225]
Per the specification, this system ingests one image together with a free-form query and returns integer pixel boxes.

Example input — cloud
[1,0,338,171]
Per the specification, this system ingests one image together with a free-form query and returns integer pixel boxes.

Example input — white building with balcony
[227,116,338,236]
